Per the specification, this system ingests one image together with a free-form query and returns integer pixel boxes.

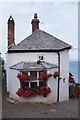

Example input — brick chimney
[31,13,40,33]
[7,15,15,48]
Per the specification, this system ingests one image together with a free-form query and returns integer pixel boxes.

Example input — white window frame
[20,70,47,88]
[29,71,39,87]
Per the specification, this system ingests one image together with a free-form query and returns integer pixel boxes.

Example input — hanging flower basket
[17,73,31,81]
[53,71,60,78]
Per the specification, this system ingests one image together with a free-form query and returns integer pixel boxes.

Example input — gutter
[57,52,60,102]
[7,47,72,53]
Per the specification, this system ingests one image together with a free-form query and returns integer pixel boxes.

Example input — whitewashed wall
[59,50,69,101]
[8,69,58,103]
[6,50,69,103]
[6,52,58,66]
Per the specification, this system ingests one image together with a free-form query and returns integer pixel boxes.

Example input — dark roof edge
[7,47,72,53]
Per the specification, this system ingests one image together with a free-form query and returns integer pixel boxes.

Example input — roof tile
[9,29,72,51]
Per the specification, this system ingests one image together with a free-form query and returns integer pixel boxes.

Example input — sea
[69,61,79,83]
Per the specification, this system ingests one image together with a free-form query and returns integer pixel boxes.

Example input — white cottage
[6,13,72,104]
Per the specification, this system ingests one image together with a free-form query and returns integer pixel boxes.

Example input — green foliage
[69,84,75,98]
[0,57,5,72]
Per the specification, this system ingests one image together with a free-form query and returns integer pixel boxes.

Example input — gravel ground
[1,75,79,119]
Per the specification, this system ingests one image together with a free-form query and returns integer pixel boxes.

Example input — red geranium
[54,71,60,76]
[42,68,47,72]
[53,71,60,78]
[38,69,52,82]
[16,88,24,96]
[48,73,53,77]
[17,73,31,81]
[16,84,51,97]
[69,75,75,83]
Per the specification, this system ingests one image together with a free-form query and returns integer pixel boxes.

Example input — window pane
[20,81,29,88]
[22,71,28,75]
[31,82,37,88]
[30,71,37,80]
[39,81,44,87]
[39,56,43,60]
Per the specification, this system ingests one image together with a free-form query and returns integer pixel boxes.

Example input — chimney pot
[7,15,15,49]
[31,13,40,33]
[34,13,37,18]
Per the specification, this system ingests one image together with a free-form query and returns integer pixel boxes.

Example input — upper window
[39,56,44,61]
[19,71,46,89]
[22,71,28,75]
[30,71,37,80]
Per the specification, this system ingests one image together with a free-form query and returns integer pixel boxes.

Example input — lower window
[31,82,37,88]
[21,81,29,88]
[39,81,45,87]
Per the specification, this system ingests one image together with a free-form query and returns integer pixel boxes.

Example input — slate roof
[8,29,72,52]
[10,61,58,71]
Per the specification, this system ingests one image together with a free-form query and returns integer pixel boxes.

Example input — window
[20,72,29,88]
[39,55,44,61]
[22,71,28,75]
[39,81,44,87]
[31,82,37,88]
[30,71,37,80]
[20,71,38,89]
[20,81,29,88]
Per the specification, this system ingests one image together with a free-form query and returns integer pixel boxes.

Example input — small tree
[2,58,5,72]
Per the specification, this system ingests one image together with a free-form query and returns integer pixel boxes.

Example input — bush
[69,84,75,98]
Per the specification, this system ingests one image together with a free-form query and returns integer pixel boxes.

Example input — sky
[0,0,79,61]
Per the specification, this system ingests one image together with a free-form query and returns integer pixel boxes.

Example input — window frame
[20,71,40,88]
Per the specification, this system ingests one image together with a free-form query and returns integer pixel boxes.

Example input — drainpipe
[57,52,60,102]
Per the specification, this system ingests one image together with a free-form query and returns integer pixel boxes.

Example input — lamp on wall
[37,60,41,64]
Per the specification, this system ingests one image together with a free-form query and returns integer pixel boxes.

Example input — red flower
[42,68,47,72]
[54,71,60,76]
[48,73,53,77]
[53,71,60,78]
[16,84,51,97]
[16,88,24,96]
[38,69,52,82]
[69,76,75,83]
[17,73,31,81]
